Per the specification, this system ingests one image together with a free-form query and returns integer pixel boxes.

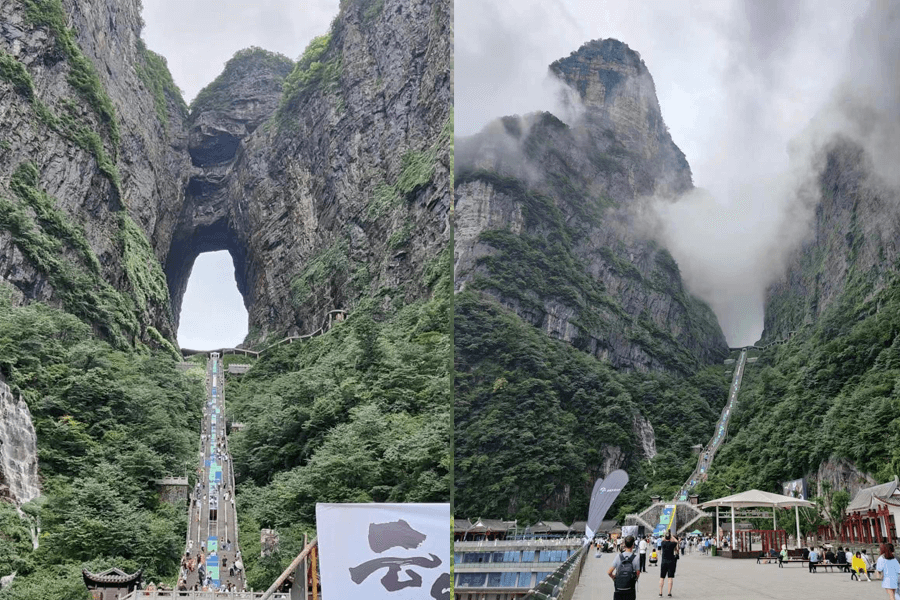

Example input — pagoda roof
[82,567,142,585]
[848,478,899,513]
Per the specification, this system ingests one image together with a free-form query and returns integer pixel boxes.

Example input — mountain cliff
[0,0,451,351]
[762,137,900,342]
[455,39,727,374]
[697,138,900,503]
[454,39,730,521]
[0,0,451,594]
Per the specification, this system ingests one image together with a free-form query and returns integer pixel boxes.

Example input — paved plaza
[571,548,890,600]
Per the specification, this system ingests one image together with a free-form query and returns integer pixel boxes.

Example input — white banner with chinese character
[316,503,451,600]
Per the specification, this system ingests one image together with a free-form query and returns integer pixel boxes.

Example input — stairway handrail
[179,310,348,359]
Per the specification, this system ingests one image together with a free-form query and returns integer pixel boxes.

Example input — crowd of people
[174,358,245,593]
[604,533,900,599]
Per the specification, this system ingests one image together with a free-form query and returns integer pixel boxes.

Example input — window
[457,573,486,587]
[487,572,502,587]
[518,572,533,588]
[521,550,535,562]
[499,572,518,587]
[504,550,521,563]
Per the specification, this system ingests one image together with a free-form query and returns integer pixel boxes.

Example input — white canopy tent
[699,490,815,549]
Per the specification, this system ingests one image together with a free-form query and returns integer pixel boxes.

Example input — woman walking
[876,543,899,600]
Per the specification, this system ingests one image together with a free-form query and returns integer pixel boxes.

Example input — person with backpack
[608,535,641,600]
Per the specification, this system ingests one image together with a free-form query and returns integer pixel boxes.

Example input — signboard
[782,478,808,500]
[316,503,450,600]
[621,525,639,539]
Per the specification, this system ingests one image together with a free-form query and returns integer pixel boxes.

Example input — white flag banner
[316,503,451,600]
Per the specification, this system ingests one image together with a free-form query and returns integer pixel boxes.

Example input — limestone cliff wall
[0,0,189,343]
[0,0,451,349]
[761,138,900,342]
[455,39,727,373]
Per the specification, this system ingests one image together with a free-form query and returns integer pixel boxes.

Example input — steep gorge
[0,0,451,594]
[697,137,900,504]
[1,0,451,350]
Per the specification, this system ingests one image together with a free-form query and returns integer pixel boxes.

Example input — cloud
[457,0,893,346]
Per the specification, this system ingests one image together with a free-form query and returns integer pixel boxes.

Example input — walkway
[183,354,244,592]
[572,549,885,599]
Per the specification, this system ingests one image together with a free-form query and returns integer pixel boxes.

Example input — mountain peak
[549,38,691,194]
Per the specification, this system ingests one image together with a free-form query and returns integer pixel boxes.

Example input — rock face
[0,0,451,348]
[455,39,728,373]
[0,377,40,506]
[761,137,900,342]
[549,39,692,195]
[632,413,657,460]
[814,458,876,501]
[0,0,189,343]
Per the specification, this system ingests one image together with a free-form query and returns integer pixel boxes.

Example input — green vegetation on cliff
[0,163,174,351]
[0,50,119,188]
[191,47,293,116]
[135,40,187,127]
[228,249,451,588]
[696,269,900,501]
[0,290,201,596]
[278,34,342,123]
[22,0,120,150]
[454,290,728,523]
[456,163,721,374]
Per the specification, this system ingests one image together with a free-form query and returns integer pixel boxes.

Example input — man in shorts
[659,531,679,597]
[608,535,641,600]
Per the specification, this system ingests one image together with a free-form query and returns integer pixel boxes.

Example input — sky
[176,252,247,349]
[141,1,339,348]
[456,0,896,346]
[141,0,339,103]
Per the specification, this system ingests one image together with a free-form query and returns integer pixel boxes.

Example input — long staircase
[183,354,244,592]
[674,348,747,501]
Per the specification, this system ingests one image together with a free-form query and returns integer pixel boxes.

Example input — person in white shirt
[639,537,649,572]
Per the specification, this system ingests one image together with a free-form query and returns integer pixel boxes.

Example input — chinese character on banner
[316,503,450,600]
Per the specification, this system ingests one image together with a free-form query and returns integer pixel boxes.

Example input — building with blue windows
[453,538,583,600]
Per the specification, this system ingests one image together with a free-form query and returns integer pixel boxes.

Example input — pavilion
[82,567,142,599]
[818,478,900,544]
[700,490,815,557]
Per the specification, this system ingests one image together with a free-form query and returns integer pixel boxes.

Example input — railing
[456,538,583,549]
[521,544,587,600]
[180,310,348,358]
[260,538,318,600]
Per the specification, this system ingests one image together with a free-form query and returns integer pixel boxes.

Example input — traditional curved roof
[847,478,899,513]
[82,567,143,585]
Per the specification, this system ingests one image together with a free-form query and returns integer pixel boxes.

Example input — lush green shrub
[135,40,187,126]
[0,296,201,591]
